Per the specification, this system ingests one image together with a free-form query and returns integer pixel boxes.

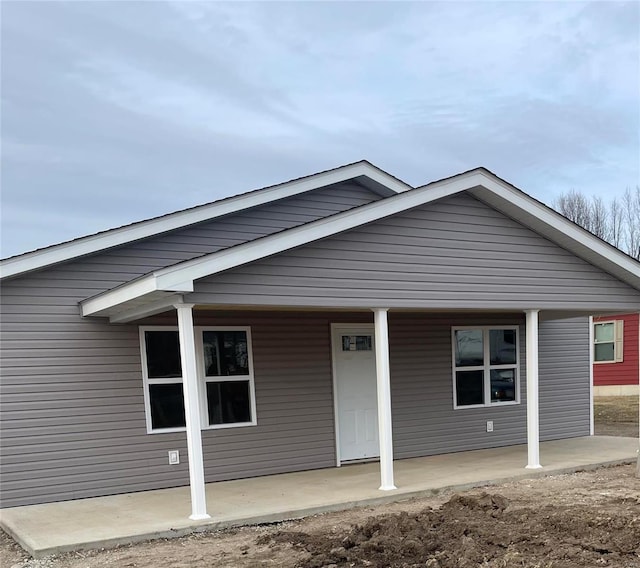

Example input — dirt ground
[2,396,639,568]
[594,395,639,438]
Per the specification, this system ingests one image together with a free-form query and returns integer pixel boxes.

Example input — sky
[1,1,639,259]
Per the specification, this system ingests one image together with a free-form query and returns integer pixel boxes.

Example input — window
[593,321,623,363]
[142,329,185,430]
[342,335,373,351]
[452,326,519,408]
[201,330,254,426]
[140,326,256,433]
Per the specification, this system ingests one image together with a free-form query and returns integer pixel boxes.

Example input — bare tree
[622,186,640,261]
[554,187,640,260]
[554,190,592,231]
[589,196,609,241]
[609,197,624,249]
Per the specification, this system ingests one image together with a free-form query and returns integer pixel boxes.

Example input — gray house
[1,162,639,519]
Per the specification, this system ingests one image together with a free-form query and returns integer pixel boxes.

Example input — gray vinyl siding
[0,307,590,508]
[90,181,380,275]
[6,182,380,287]
[389,313,528,458]
[0,310,356,508]
[0,183,381,508]
[0,186,609,508]
[390,314,589,458]
[538,317,591,439]
[190,193,640,311]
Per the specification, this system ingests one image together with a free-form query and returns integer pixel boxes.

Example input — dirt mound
[259,491,640,568]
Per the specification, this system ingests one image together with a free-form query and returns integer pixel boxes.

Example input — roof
[0,160,412,280]
[79,166,640,322]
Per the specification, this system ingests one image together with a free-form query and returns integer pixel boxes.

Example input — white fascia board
[357,165,413,194]
[470,177,640,285]
[109,294,182,323]
[81,276,159,317]
[81,275,194,317]
[80,168,640,317]
[1,162,409,280]
[154,172,487,290]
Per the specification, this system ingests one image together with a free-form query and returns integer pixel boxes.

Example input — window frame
[140,326,185,434]
[139,325,257,434]
[451,325,520,410]
[593,320,623,364]
[195,326,257,431]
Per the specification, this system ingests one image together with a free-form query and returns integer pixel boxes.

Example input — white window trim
[451,325,521,410]
[593,320,624,364]
[139,325,257,434]
[139,326,185,434]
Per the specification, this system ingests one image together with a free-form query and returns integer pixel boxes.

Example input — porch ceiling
[81,292,635,325]
[81,294,622,325]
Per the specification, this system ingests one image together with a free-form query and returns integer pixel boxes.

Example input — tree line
[554,186,640,261]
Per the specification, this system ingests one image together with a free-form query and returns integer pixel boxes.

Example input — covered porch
[81,297,563,521]
[1,436,637,558]
[73,176,640,523]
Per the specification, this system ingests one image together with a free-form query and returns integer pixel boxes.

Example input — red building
[593,313,639,395]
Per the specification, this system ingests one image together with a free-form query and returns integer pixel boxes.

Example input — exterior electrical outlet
[486,421,494,433]
[168,450,180,465]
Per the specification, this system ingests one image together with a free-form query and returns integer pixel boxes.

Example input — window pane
[456,370,484,406]
[149,383,185,429]
[490,329,516,365]
[454,330,483,366]
[594,323,614,342]
[490,369,516,402]
[595,343,615,362]
[207,381,251,425]
[342,335,373,351]
[203,331,249,376]
[145,331,182,378]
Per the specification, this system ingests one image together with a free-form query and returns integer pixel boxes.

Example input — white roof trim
[80,172,485,317]
[80,168,640,318]
[466,175,640,289]
[81,278,191,317]
[153,172,487,290]
[1,161,411,280]
[108,294,183,323]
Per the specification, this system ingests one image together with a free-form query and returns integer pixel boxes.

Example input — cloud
[1,1,638,257]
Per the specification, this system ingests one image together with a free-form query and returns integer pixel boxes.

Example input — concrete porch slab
[1,436,638,558]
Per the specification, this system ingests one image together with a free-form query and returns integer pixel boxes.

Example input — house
[1,161,639,520]
[593,313,639,396]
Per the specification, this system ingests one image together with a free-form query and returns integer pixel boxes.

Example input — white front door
[332,325,379,462]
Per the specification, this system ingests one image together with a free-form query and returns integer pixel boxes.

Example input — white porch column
[525,309,542,469]
[175,303,211,520]
[373,308,396,490]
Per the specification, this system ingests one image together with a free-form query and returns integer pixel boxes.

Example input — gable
[1,161,409,279]
[76,167,640,320]
[2,181,381,291]
[188,193,640,311]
